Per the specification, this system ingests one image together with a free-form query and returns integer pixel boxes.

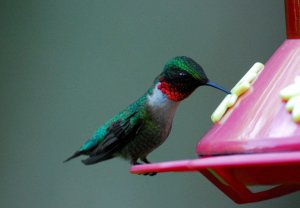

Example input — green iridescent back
[79,94,148,152]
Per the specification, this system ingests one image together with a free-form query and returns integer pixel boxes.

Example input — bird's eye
[179,72,188,76]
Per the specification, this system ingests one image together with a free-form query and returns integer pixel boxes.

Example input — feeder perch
[130,0,300,204]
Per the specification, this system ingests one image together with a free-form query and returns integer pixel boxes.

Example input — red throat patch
[157,80,191,102]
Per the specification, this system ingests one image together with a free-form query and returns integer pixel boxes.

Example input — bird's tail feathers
[63,151,82,163]
[81,154,113,165]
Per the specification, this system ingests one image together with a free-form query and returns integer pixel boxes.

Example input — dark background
[1,0,299,207]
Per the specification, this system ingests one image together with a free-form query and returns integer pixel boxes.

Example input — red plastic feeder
[131,0,300,204]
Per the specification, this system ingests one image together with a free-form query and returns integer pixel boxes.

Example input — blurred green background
[1,0,299,207]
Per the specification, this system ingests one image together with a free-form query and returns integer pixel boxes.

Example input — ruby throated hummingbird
[64,56,230,174]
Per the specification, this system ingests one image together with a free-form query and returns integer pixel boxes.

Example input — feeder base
[130,152,300,204]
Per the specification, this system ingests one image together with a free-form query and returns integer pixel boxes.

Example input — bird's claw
[132,160,157,176]
[142,172,157,176]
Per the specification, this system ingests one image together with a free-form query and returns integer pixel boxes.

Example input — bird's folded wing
[82,111,143,165]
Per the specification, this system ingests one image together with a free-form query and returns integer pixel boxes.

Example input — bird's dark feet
[141,158,151,164]
[143,172,157,176]
[132,159,157,176]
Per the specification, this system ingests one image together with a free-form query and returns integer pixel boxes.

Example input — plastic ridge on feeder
[211,62,264,123]
[280,76,300,122]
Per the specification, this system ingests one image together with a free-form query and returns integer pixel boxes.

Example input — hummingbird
[64,56,230,174]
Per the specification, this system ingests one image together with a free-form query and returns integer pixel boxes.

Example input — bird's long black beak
[205,80,231,94]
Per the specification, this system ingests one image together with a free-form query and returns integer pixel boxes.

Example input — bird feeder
[131,0,300,204]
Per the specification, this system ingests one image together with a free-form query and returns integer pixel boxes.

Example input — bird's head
[157,56,230,101]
